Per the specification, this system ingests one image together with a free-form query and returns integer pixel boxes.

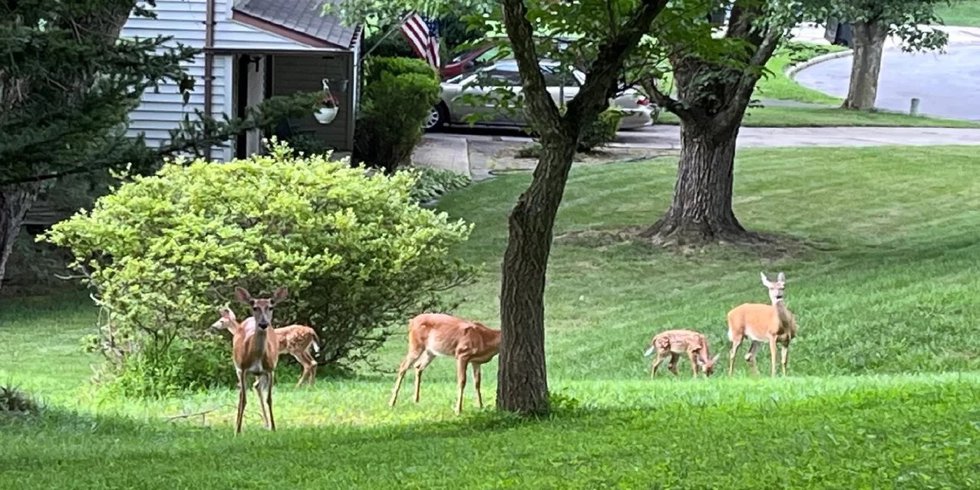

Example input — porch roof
[232,0,359,50]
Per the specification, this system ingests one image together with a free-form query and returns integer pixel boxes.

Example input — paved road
[794,44,980,121]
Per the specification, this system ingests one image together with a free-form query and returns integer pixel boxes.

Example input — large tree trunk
[0,183,42,293]
[642,119,752,245]
[843,22,888,110]
[497,134,577,416]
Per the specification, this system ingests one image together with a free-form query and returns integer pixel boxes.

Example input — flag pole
[362,11,415,59]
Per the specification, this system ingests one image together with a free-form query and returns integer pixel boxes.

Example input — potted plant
[314,92,339,124]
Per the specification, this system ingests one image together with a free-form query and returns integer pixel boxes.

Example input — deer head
[760,272,786,304]
[697,353,721,376]
[209,304,237,333]
[235,286,288,330]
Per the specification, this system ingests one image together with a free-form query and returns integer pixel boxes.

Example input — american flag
[400,13,440,69]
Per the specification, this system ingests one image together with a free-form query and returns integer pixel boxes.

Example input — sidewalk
[412,126,980,177]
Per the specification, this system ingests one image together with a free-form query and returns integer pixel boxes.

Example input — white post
[909,97,920,116]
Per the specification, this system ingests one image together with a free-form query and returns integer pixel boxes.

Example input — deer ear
[777,272,786,283]
[760,272,772,287]
[711,353,720,363]
[272,286,288,304]
[234,287,252,304]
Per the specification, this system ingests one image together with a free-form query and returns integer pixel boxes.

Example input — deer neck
[773,300,792,322]
[243,319,271,358]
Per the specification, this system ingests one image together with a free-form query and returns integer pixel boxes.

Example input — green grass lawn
[754,41,848,104]
[936,0,980,27]
[3,146,980,488]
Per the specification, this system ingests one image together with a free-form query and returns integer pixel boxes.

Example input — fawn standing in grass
[212,308,321,387]
[229,286,287,434]
[644,329,720,377]
[726,272,798,377]
[388,313,501,414]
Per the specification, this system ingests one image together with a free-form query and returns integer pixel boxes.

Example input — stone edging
[785,49,853,79]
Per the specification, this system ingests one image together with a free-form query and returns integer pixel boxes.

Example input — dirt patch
[555,226,820,261]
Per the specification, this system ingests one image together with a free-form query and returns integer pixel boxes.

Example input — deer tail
[643,345,656,357]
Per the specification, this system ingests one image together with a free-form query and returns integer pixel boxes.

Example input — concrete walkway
[414,126,980,177]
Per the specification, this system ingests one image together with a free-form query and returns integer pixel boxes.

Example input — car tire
[423,103,448,131]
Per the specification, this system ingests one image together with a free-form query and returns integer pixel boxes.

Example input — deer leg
[412,351,436,404]
[263,372,276,431]
[291,352,306,388]
[650,351,668,377]
[769,336,778,377]
[728,335,743,376]
[389,348,423,407]
[668,354,679,376]
[687,350,700,378]
[235,369,247,435]
[472,363,484,409]
[253,376,269,429]
[306,351,318,386]
[780,341,790,376]
[746,341,760,375]
[455,356,468,415]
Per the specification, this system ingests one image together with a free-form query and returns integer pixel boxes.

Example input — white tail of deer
[228,286,287,434]
[388,313,501,414]
[644,329,719,377]
[212,311,320,388]
[726,272,798,377]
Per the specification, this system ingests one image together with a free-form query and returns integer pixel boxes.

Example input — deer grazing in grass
[388,313,501,414]
[228,286,287,434]
[643,329,720,378]
[212,309,321,387]
[726,272,798,377]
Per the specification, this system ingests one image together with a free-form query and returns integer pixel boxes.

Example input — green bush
[577,108,624,152]
[354,57,441,173]
[44,142,474,397]
[403,167,472,203]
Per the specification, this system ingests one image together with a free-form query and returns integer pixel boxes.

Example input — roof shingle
[234,0,358,49]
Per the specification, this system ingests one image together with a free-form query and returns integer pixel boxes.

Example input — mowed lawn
[2,146,980,488]
[937,0,980,27]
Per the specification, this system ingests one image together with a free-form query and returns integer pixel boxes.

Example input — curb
[785,49,853,79]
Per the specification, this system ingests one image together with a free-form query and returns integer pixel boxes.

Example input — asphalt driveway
[794,44,980,121]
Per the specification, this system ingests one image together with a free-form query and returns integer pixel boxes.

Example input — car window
[542,66,579,87]
[471,67,522,86]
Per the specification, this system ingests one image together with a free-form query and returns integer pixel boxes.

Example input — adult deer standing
[211,309,321,387]
[388,313,501,414]
[726,272,798,377]
[230,286,287,433]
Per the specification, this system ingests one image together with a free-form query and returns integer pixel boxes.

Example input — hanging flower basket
[313,78,339,125]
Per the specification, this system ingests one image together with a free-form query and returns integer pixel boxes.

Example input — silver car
[424,60,656,131]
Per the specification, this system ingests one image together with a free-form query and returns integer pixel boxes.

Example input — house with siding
[121,0,363,161]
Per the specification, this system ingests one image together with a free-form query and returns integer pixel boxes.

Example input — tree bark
[497,133,577,416]
[0,183,42,293]
[642,121,749,245]
[843,22,888,110]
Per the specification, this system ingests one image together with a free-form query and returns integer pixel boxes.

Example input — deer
[726,272,799,377]
[228,286,287,434]
[388,313,501,414]
[211,308,321,388]
[643,329,720,378]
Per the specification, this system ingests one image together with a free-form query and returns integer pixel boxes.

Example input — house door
[235,55,267,159]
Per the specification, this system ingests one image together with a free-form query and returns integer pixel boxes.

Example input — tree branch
[715,26,782,134]
[566,0,670,128]
[640,77,706,124]
[500,0,562,137]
